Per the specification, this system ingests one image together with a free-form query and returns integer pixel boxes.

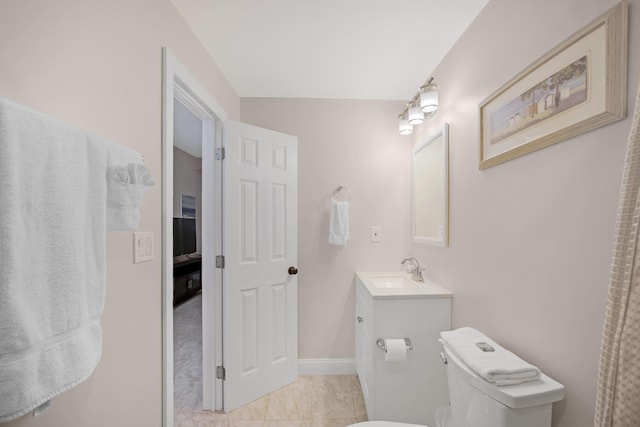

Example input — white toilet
[352,330,565,427]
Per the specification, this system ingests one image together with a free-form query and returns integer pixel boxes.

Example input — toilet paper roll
[384,339,408,362]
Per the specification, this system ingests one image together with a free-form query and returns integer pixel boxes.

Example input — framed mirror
[412,123,449,246]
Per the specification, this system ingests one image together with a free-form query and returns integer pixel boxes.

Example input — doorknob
[288,266,298,275]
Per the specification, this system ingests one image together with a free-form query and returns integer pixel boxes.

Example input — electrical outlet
[371,226,382,242]
[133,232,154,263]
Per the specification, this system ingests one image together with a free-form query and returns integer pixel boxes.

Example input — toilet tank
[441,343,564,427]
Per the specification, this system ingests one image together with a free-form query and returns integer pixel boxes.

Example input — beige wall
[0,0,239,426]
[173,147,202,253]
[1,0,638,426]
[409,1,639,426]
[241,98,411,359]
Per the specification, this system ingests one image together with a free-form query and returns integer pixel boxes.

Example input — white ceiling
[169,0,490,101]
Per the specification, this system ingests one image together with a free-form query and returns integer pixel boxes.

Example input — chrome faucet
[401,257,424,282]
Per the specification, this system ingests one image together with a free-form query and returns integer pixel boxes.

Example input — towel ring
[331,186,351,202]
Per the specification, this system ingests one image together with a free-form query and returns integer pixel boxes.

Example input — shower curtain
[594,78,640,426]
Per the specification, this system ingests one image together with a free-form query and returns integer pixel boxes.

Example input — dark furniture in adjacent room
[173,217,200,305]
[173,256,201,306]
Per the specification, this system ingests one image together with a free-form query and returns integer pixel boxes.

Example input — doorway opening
[162,47,226,427]
[162,47,299,426]
[172,98,204,420]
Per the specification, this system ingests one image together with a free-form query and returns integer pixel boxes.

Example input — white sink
[356,272,453,298]
[370,276,419,289]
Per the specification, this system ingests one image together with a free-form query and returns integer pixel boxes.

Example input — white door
[222,120,298,412]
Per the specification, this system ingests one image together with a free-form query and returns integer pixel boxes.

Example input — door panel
[223,121,298,412]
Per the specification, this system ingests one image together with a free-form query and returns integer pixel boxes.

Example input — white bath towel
[328,200,349,245]
[440,327,541,386]
[0,98,151,422]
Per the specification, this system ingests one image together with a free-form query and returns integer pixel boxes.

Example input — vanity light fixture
[420,81,439,114]
[398,77,439,135]
[398,110,413,135]
[407,98,424,126]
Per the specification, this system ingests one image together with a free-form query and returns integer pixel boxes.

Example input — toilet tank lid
[443,343,565,409]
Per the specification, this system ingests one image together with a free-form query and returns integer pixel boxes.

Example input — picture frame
[180,194,196,218]
[479,1,627,170]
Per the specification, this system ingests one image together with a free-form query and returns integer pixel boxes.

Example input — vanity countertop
[356,271,453,299]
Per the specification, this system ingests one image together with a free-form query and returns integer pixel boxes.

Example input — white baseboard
[298,358,356,375]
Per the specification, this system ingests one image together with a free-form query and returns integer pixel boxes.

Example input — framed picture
[479,1,627,170]
[180,194,196,218]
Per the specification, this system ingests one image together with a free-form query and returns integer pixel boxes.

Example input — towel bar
[376,338,413,352]
[331,186,351,202]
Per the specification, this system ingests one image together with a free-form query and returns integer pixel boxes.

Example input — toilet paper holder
[376,338,413,352]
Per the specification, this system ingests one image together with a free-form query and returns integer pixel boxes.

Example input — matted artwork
[479,1,627,170]
[180,194,196,218]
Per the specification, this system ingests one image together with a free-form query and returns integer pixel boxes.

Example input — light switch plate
[371,226,382,242]
[133,232,154,263]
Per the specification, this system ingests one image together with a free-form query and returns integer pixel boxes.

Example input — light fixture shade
[420,83,439,114]
[408,100,424,125]
[398,113,413,135]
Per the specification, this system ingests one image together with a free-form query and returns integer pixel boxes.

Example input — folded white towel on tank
[440,327,541,386]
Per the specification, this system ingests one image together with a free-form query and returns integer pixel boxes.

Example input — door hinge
[216,365,226,380]
[215,255,225,269]
[216,147,225,160]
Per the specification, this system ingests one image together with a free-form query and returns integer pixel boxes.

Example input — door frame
[161,47,227,426]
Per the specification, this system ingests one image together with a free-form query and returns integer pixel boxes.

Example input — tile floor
[174,293,368,427]
[175,375,368,427]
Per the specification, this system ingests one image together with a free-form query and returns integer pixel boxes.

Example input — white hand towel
[0,97,151,422]
[328,200,349,245]
[106,150,155,231]
[440,327,541,386]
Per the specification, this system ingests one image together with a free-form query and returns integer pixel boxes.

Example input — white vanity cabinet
[355,272,452,425]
